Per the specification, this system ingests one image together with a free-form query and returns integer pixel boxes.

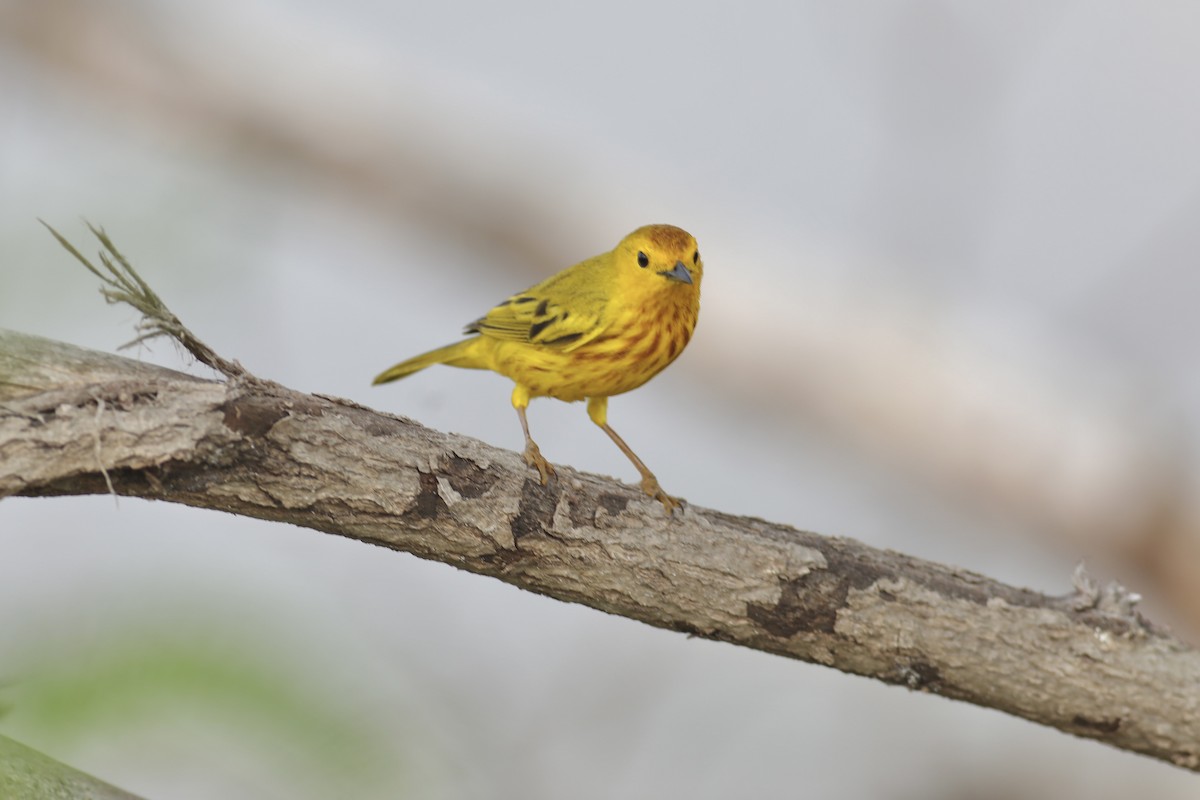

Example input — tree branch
[3,231,1199,772]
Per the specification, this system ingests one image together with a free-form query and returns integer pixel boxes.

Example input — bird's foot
[640,474,682,515]
[523,441,556,485]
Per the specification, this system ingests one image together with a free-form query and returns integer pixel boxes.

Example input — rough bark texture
[2,328,1198,771]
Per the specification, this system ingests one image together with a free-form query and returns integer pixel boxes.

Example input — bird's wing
[465,260,609,351]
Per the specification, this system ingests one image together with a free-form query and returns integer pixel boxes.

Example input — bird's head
[614,224,703,297]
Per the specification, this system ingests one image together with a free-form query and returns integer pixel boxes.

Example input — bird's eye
[692,250,700,264]
[637,251,649,268]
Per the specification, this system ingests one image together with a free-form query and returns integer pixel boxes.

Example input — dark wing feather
[465,260,608,351]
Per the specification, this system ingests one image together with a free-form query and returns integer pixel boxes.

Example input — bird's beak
[658,260,693,285]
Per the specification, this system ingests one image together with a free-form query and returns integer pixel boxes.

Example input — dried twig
[40,220,245,378]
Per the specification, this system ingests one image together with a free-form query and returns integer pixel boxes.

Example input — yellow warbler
[373,224,702,512]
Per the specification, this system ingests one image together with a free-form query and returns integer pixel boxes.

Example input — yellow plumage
[374,224,703,512]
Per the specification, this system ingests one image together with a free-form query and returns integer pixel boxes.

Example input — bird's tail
[372,338,483,385]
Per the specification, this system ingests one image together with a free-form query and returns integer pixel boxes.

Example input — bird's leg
[601,423,681,513]
[514,386,554,484]
[587,397,681,513]
[517,406,554,484]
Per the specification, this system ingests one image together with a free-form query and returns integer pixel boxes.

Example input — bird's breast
[488,290,698,402]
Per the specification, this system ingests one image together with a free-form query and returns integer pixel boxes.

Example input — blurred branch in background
[0,733,145,799]
[0,0,591,273]
[3,0,1198,636]
[1,626,410,799]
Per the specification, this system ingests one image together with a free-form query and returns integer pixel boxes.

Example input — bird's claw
[640,475,682,515]
[523,442,556,485]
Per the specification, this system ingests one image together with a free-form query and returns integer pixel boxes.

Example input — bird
[373,224,702,513]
